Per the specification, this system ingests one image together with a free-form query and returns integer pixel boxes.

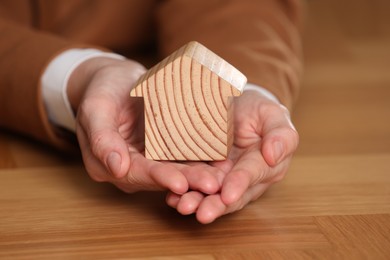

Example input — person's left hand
[166,90,299,223]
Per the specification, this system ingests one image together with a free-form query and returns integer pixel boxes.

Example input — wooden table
[1,1,390,259]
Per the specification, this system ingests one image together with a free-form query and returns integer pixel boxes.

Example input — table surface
[1,1,390,259]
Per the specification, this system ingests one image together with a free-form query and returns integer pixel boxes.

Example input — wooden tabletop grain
[1,1,390,259]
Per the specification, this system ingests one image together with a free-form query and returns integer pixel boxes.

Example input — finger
[220,142,293,205]
[78,102,130,179]
[176,162,224,194]
[127,153,189,194]
[166,192,181,208]
[260,105,299,166]
[176,191,205,215]
[196,183,270,224]
[196,194,226,224]
[220,146,265,205]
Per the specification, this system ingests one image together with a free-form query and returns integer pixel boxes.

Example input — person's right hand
[67,57,190,194]
[67,57,223,196]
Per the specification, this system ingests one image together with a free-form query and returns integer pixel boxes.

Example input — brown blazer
[0,0,304,150]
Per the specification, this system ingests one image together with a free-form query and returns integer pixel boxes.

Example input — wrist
[41,48,126,132]
[67,57,124,112]
[243,83,280,104]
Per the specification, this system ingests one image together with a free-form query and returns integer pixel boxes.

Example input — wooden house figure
[130,41,247,161]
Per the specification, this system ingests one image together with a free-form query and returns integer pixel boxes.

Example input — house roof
[130,41,247,95]
[183,41,247,92]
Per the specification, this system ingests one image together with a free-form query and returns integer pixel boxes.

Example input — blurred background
[294,0,390,156]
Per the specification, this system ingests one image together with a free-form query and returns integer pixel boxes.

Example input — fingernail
[106,152,122,177]
[273,141,284,164]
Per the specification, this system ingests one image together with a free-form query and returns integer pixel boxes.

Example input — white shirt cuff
[243,83,280,104]
[41,48,125,132]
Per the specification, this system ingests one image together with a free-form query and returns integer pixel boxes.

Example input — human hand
[166,90,299,223]
[67,57,194,194]
[67,56,236,197]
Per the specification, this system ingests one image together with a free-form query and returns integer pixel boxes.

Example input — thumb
[79,104,130,179]
[261,108,299,166]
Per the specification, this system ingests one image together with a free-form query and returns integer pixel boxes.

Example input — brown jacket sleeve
[0,1,153,150]
[156,0,304,109]
[0,17,78,149]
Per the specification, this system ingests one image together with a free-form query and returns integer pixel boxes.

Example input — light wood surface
[130,41,245,161]
[1,0,390,259]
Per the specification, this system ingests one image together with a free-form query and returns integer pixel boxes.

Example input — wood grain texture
[0,155,389,259]
[130,41,246,161]
[0,134,15,168]
[1,0,390,259]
